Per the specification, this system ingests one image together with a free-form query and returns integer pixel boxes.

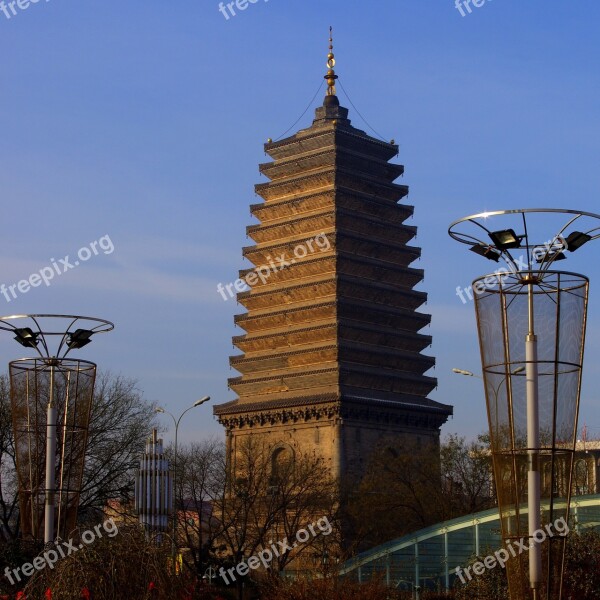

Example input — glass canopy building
[339,495,600,593]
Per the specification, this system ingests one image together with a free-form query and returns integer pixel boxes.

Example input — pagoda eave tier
[258,147,404,182]
[232,321,433,354]
[228,363,437,398]
[254,169,409,203]
[236,277,428,313]
[238,254,336,285]
[238,255,425,290]
[264,128,398,160]
[246,208,417,246]
[250,191,415,224]
[242,234,421,267]
[228,366,339,397]
[233,300,432,334]
[229,342,435,376]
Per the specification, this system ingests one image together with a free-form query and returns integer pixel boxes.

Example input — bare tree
[0,375,19,540]
[204,436,339,596]
[265,450,338,574]
[0,371,157,538]
[171,438,224,578]
[346,434,496,550]
[441,433,494,516]
[345,437,447,549]
[78,372,158,519]
[214,437,282,576]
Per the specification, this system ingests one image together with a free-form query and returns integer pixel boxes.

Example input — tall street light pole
[449,208,599,599]
[44,359,57,544]
[156,396,211,562]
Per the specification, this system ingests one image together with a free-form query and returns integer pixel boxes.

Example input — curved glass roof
[339,494,600,592]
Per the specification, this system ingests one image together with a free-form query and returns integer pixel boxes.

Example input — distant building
[134,429,172,540]
[214,34,452,489]
[176,498,214,552]
[544,440,600,497]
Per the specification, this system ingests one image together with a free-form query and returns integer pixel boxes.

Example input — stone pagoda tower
[214,32,452,484]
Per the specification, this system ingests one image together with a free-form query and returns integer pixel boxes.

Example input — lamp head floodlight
[449,208,600,274]
[66,329,94,350]
[488,228,524,250]
[469,244,501,262]
[565,230,592,251]
[0,314,114,360]
[13,327,40,348]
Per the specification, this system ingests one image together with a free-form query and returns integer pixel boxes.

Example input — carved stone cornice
[214,394,452,431]
[217,402,340,430]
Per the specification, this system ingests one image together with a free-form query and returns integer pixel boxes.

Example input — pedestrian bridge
[339,494,600,592]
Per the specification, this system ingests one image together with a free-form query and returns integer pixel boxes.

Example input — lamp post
[155,396,210,561]
[449,208,600,600]
[0,314,113,544]
[45,360,57,544]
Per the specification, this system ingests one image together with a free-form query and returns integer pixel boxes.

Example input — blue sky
[1,0,600,445]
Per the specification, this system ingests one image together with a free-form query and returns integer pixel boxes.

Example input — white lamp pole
[525,279,542,598]
[44,361,57,544]
[155,396,210,561]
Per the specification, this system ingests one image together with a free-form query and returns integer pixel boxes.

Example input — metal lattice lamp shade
[10,358,96,541]
[474,270,587,600]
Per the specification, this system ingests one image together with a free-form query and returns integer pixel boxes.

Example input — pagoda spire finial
[325,26,338,96]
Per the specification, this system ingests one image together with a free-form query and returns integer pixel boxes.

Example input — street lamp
[453,366,527,428]
[453,367,525,428]
[453,365,527,523]
[0,314,113,544]
[453,367,526,378]
[155,396,211,560]
[452,368,479,377]
[449,208,600,600]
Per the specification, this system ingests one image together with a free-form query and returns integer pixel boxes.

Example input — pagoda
[214,30,452,483]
